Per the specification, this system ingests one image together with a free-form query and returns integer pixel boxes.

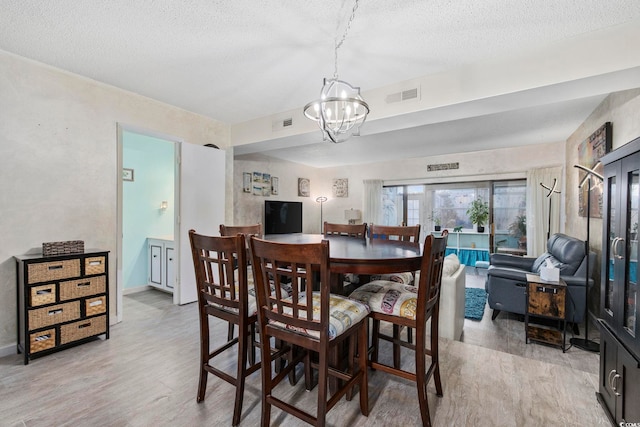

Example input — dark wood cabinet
[598,136,640,424]
[15,250,109,365]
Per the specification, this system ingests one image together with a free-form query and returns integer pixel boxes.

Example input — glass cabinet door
[624,167,638,337]
[604,174,617,316]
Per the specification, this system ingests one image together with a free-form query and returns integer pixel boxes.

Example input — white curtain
[526,166,563,256]
[363,179,384,225]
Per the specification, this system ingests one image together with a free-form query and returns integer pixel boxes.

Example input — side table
[525,274,567,352]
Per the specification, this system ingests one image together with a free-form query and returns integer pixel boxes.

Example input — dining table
[263,233,423,294]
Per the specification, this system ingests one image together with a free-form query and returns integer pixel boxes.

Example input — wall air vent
[385,86,420,104]
[272,117,294,132]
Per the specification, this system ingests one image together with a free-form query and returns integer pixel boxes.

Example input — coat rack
[540,178,561,241]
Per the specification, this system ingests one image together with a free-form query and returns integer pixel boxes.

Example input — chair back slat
[250,237,330,336]
[220,223,262,238]
[369,224,421,242]
[324,222,367,238]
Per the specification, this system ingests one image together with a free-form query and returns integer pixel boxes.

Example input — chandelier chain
[333,0,360,79]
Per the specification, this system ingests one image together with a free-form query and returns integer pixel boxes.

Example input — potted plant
[509,214,527,248]
[428,211,442,231]
[467,197,489,232]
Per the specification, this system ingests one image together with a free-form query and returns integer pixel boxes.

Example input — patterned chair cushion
[369,271,414,285]
[349,280,419,321]
[212,269,293,316]
[269,292,370,340]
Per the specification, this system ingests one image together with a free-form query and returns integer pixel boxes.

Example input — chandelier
[303,0,369,143]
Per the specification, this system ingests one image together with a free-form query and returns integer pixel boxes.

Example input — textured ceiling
[2,0,640,167]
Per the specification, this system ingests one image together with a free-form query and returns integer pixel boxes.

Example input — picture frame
[271,176,279,195]
[577,122,611,218]
[298,178,310,197]
[243,172,251,193]
[332,178,348,197]
[123,168,134,182]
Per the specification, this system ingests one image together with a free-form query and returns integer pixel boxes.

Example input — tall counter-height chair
[368,224,422,349]
[349,232,448,427]
[250,236,370,426]
[189,230,260,426]
[324,222,368,238]
[324,222,368,294]
[220,224,262,341]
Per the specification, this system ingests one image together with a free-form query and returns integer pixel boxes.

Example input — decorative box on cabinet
[15,250,109,365]
[147,237,175,293]
[598,136,640,425]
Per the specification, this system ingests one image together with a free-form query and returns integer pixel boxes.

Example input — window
[383,179,526,250]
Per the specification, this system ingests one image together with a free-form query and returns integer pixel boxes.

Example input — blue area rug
[465,288,487,321]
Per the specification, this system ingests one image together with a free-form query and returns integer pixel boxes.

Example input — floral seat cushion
[269,292,370,340]
[369,271,414,285]
[211,270,293,316]
[348,280,419,321]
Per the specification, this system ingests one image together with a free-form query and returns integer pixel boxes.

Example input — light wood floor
[1,275,609,426]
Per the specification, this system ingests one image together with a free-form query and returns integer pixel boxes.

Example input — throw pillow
[442,253,460,277]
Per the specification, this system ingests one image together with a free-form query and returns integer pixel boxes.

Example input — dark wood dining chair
[349,232,448,427]
[189,230,260,426]
[324,222,367,293]
[368,224,423,346]
[249,236,370,426]
[369,224,421,242]
[220,223,262,341]
[323,222,367,239]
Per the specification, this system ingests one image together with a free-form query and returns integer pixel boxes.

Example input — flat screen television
[265,200,303,234]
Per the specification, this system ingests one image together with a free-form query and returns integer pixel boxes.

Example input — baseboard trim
[0,343,16,359]
[123,285,152,295]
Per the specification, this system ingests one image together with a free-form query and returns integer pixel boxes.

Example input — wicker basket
[59,276,106,301]
[85,296,107,316]
[60,315,106,345]
[85,256,106,275]
[30,284,57,307]
[42,240,84,257]
[29,328,56,353]
[28,301,80,330]
[27,259,80,284]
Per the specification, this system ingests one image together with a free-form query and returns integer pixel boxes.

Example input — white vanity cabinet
[147,238,175,293]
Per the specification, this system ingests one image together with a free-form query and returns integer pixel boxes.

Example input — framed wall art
[332,178,348,197]
[243,172,251,193]
[298,178,310,197]
[123,168,134,182]
[577,122,611,218]
[271,176,279,195]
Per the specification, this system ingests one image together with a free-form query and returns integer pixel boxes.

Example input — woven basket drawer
[29,301,80,330]
[29,328,56,353]
[27,259,81,284]
[85,256,106,275]
[60,315,106,345]
[30,284,57,307]
[85,296,107,316]
[59,275,106,301]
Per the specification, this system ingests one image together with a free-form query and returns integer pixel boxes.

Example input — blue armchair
[485,233,595,323]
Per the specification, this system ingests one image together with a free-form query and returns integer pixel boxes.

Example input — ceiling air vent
[385,86,420,104]
[272,117,294,132]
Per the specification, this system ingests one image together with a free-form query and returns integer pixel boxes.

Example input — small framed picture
[271,177,279,195]
[123,168,134,182]
[243,172,251,193]
[298,178,310,197]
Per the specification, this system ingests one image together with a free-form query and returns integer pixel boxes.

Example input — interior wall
[122,132,174,289]
[564,88,640,316]
[0,51,230,353]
